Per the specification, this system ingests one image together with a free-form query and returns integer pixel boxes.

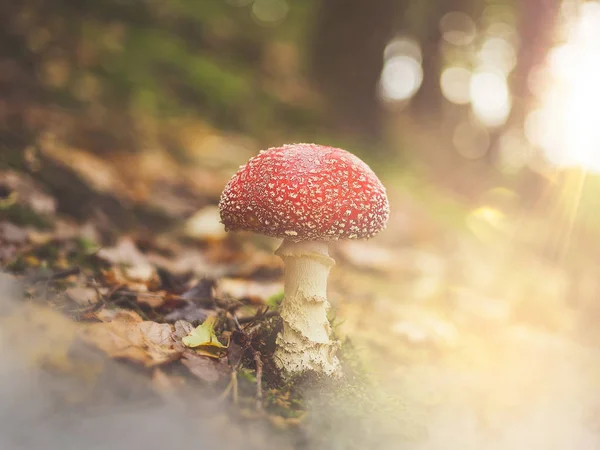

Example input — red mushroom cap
[219,143,389,242]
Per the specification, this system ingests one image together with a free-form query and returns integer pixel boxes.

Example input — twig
[50,267,81,279]
[219,375,233,401]
[218,370,239,406]
[231,370,238,405]
[232,313,243,330]
[237,310,278,324]
[67,298,106,317]
[112,290,238,311]
[113,291,165,299]
[253,349,263,410]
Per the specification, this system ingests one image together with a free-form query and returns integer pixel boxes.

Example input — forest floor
[2,128,600,449]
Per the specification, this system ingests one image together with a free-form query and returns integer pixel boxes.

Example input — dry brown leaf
[1,170,57,215]
[101,267,152,292]
[173,320,195,340]
[139,321,175,346]
[93,308,141,323]
[234,250,282,279]
[181,351,228,384]
[0,221,29,244]
[97,238,155,282]
[0,303,80,373]
[217,278,283,305]
[165,304,212,324]
[147,249,223,278]
[38,143,130,197]
[66,287,99,306]
[136,292,167,308]
[81,310,181,367]
[183,205,226,241]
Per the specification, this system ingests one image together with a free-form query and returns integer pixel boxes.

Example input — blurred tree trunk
[512,0,561,105]
[309,0,402,142]
[409,0,474,119]
[489,0,560,166]
[408,3,445,119]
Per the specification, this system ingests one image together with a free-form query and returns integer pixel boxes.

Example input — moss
[75,237,100,253]
[250,309,378,425]
[0,204,53,229]
[5,256,27,273]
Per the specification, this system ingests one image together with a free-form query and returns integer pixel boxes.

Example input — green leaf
[182,316,227,349]
[265,290,285,308]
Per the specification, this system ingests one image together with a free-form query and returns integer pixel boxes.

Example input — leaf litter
[7,144,599,450]
[1,169,305,434]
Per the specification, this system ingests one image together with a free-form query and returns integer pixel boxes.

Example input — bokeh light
[486,22,518,43]
[440,66,471,105]
[466,205,507,242]
[498,128,531,174]
[440,12,477,46]
[528,1,600,173]
[226,0,254,6]
[470,70,511,127]
[453,119,490,160]
[251,0,289,24]
[481,5,516,29]
[380,37,423,103]
[477,37,517,74]
[384,36,422,63]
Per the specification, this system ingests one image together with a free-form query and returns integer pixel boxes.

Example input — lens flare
[530,2,600,173]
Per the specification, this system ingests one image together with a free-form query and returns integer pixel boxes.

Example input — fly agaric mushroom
[219,143,389,376]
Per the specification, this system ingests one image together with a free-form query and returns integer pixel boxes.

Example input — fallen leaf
[182,316,227,349]
[162,278,216,323]
[218,278,283,305]
[97,238,155,282]
[183,205,227,241]
[234,251,282,279]
[138,321,175,346]
[101,267,153,292]
[227,338,244,368]
[181,351,229,384]
[0,303,79,373]
[81,310,181,366]
[173,319,227,358]
[0,221,29,244]
[136,291,167,309]
[164,303,212,324]
[1,170,57,215]
[146,249,212,276]
[94,308,141,323]
[66,287,99,306]
[173,320,195,340]
[181,278,216,303]
[39,144,130,198]
[180,316,228,358]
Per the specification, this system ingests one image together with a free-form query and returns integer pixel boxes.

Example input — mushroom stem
[273,239,341,376]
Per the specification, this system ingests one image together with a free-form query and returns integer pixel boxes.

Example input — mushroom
[219,143,389,376]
